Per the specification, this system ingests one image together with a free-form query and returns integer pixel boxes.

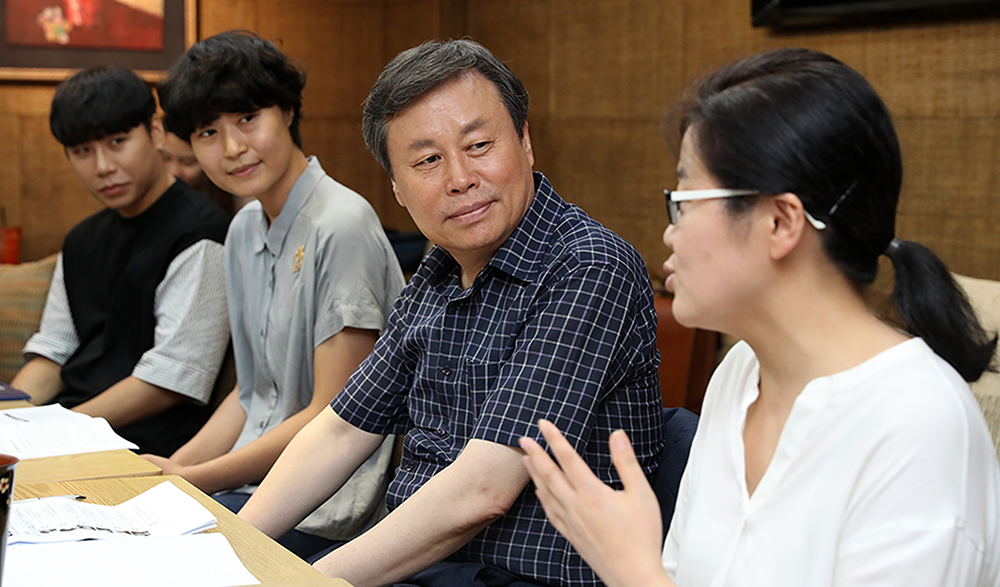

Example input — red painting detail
[6,0,164,51]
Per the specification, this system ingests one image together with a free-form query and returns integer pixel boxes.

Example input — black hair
[49,66,156,148]
[674,48,996,382]
[363,39,530,177]
[158,30,306,148]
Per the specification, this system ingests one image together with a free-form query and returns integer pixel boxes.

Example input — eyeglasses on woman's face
[663,188,828,230]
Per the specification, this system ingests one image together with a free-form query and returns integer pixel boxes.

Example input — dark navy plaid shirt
[332,173,664,586]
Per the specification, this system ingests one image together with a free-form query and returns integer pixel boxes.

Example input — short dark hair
[674,48,996,381]
[363,39,529,177]
[49,66,156,148]
[158,30,306,148]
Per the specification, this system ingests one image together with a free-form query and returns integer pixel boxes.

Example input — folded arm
[11,356,64,405]
[18,243,230,420]
[238,406,386,536]
[143,327,378,495]
[240,402,530,587]
[73,376,185,426]
[311,436,530,587]
[144,385,245,469]
[16,254,74,405]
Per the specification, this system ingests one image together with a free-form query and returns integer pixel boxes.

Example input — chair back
[655,295,717,413]
[651,406,698,537]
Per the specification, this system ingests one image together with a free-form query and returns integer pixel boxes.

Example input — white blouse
[663,339,1000,587]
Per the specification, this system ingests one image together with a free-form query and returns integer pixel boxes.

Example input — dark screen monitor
[752,0,1000,27]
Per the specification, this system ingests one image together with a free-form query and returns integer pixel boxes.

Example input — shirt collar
[487,171,563,282]
[251,156,324,255]
[422,171,564,289]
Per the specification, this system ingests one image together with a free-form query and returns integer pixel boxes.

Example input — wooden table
[15,448,161,484]
[14,475,343,585]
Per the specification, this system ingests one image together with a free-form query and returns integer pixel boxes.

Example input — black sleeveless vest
[57,181,230,456]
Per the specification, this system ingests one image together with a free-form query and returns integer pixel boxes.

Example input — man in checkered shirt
[240,39,664,587]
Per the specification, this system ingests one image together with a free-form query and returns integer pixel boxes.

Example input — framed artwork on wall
[751,0,1000,28]
[0,0,195,82]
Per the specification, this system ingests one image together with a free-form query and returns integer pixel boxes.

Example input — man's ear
[520,121,534,167]
[392,180,406,208]
[768,193,810,261]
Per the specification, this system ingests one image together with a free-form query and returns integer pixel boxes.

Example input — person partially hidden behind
[11,66,231,457]
[238,39,664,587]
[161,130,252,215]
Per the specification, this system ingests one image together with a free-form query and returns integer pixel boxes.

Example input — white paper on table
[0,404,137,459]
[5,533,261,587]
[10,481,217,544]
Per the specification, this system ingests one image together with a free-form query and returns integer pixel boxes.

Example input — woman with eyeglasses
[519,48,1000,587]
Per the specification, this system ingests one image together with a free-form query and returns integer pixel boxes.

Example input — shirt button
[435,428,447,437]
[442,366,451,376]
[403,463,414,472]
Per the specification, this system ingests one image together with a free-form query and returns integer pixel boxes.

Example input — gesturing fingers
[537,418,612,492]
[608,429,649,493]
[519,434,572,529]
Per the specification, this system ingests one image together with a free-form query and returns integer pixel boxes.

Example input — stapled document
[10,480,216,544]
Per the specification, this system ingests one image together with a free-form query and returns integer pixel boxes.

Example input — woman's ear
[768,193,811,261]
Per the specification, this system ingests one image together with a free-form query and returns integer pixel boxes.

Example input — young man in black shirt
[11,66,232,456]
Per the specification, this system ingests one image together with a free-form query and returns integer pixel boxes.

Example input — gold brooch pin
[292,245,305,273]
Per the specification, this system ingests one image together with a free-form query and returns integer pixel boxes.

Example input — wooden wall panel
[537,117,675,279]
[438,0,469,40]
[681,0,869,82]
[299,118,412,231]
[0,87,55,117]
[864,20,1000,118]
[199,0,258,37]
[549,0,683,120]
[385,0,446,62]
[0,87,64,261]
[20,117,101,261]
[895,116,1000,277]
[0,84,101,261]
[0,117,23,231]
[467,0,551,114]
[257,1,385,119]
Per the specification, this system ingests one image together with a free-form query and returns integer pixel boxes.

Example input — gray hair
[362,39,529,177]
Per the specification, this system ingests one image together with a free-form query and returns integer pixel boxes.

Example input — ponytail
[887,238,997,382]
[675,48,998,382]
